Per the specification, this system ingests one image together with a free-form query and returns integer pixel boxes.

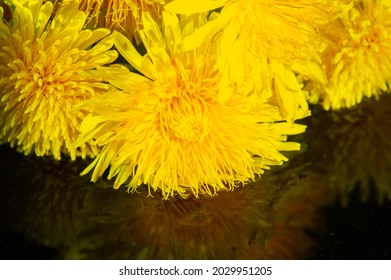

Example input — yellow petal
[272,60,309,121]
[162,11,182,55]
[165,0,227,14]
[112,31,153,79]
[218,71,233,103]
[293,60,327,84]
[276,123,307,135]
[179,12,229,50]
[36,1,53,36]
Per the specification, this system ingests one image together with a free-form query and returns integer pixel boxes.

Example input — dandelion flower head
[0,0,118,159]
[74,11,306,199]
[309,0,391,109]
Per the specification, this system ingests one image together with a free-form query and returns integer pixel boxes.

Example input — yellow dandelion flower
[54,0,169,43]
[165,0,335,122]
[74,11,306,199]
[0,0,118,159]
[309,0,391,109]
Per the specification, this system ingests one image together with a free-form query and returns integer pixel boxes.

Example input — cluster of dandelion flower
[1,0,390,201]
[73,11,306,199]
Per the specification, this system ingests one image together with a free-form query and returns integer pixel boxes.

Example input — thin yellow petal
[112,30,153,79]
[165,0,227,14]
[272,61,309,122]
[179,13,229,50]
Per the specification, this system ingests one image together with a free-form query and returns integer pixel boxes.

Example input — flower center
[356,21,386,51]
[161,95,210,142]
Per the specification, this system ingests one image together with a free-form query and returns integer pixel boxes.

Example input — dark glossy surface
[0,144,390,260]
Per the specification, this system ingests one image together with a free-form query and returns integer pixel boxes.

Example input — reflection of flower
[74,185,273,259]
[306,94,391,205]
[0,145,331,259]
[0,0,118,160]
[74,175,328,260]
[262,173,334,259]
[309,0,391,109]
[74,11,306,199]
[166,0,335,122]
[0,146,94,249]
